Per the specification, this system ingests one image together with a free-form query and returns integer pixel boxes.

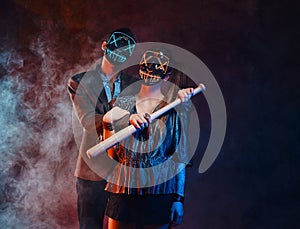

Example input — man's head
[102,28,136,65]
[139,50,172,86]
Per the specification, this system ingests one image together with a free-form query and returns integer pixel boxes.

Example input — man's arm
[67,73,104,134]
[102,106,130,158]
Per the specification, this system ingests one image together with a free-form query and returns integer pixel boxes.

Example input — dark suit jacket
[67,65,138,180]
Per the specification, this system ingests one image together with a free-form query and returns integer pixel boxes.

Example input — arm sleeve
[175,164,186,197]
[67,74,104,134]
[172,101,193,166]
[171,103,192,197]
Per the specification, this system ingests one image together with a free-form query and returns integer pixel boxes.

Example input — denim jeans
[76,178,109,229]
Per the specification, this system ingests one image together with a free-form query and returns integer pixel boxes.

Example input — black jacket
[67,65,138,180]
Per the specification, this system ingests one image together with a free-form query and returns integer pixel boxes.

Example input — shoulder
[70,68,100,84]
[69,72,86,85]
[114,95,135,111]
[67,72,86,94]
[68,68,102,89]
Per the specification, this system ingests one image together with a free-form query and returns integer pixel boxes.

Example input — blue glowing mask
[105,31,136,65]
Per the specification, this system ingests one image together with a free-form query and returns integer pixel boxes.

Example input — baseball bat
[86,83,206,159]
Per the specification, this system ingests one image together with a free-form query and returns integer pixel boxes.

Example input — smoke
[0,18,99,228]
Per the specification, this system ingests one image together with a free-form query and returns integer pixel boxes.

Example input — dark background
[0,0,299,228]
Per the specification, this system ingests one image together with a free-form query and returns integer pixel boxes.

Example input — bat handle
[194,83,206,95]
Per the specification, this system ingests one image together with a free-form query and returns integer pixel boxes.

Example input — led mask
[139,50,170,86]
[105,31,136,65]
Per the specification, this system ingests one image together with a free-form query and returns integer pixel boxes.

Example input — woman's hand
[177,88,194,102]
[169,201,184,226]
[129,113,151,129]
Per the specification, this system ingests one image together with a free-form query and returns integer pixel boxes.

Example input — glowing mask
[139,50,170,85]
[105,31,136,65]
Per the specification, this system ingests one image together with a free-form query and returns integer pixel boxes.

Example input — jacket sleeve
[174,107,190,197]
[67,74,104,134]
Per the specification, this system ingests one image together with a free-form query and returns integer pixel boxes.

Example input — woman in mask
[102,49,194,229]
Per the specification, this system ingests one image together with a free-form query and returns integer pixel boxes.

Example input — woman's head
[139,49,172,86]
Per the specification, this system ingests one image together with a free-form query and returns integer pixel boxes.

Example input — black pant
[76,178,109,229]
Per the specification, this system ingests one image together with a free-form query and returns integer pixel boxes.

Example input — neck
[135,82,165,114]
[137,82,163,99]
[101,57,119,81]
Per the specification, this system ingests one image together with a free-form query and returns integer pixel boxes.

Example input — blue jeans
[76,178,109,229]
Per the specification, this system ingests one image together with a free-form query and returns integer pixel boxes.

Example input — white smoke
[0,19,100,228]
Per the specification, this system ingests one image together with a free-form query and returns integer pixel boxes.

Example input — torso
[135,96,164,114]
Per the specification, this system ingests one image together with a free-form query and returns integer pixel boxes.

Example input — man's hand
[177,88,194,102]
[169,202,184,227]
[103,106,130,123]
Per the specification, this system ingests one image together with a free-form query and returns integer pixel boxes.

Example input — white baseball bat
[86,83,206,159]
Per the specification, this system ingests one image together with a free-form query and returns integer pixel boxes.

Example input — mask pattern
[105,32,136,64]
[139,50,170,85]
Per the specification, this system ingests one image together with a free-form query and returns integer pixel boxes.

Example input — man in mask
[67,28,138,229]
